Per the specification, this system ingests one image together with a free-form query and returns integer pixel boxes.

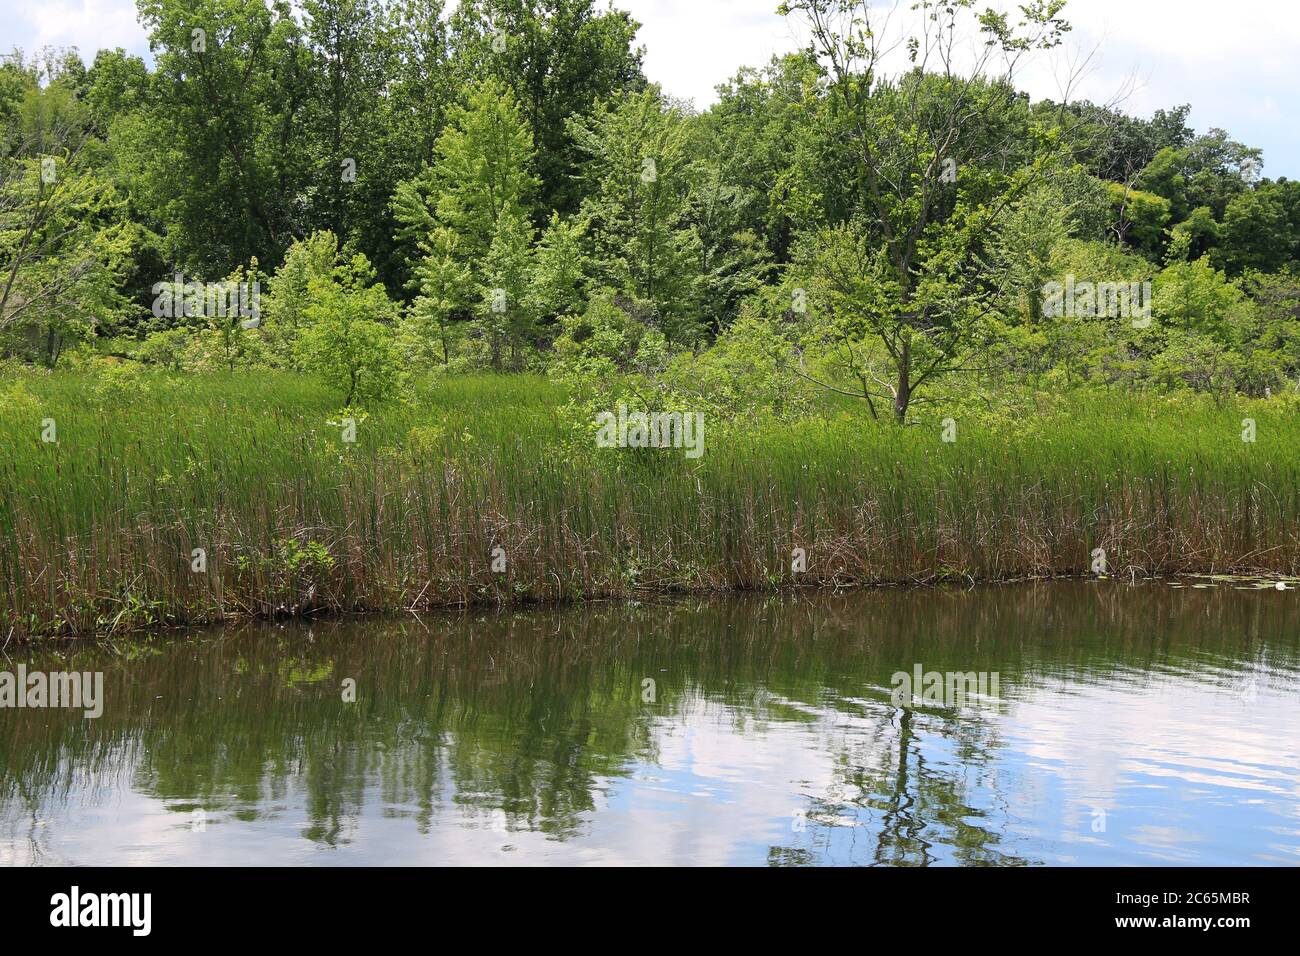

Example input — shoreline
[8,568,1296,645]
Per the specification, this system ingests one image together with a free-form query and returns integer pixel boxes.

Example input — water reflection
[1,582,1297,865]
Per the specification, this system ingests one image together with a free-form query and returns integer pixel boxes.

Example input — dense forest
[4,0,1299,420]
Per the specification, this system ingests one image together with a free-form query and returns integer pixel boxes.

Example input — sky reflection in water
[1,581,1297,866]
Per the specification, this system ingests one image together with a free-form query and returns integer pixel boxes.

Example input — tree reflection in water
[2,581,1297,865]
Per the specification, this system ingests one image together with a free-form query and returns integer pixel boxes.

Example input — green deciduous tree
[298,252,401,404]
[568,88,703,344]
[476,207,535,370]
[392,78,539,283]
[0,81,132,365]
[448,0,644,213]
[262,230,338,366]
[134,0,310,273]
[399,225,473,367]
[779,0,1072,421]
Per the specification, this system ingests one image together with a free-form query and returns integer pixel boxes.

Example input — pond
[1,581,1298,866]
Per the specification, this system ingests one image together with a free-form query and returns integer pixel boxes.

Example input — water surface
[2,582,1298,865]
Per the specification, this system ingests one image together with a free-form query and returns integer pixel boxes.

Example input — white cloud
[4,0,150,61]
[619,0,806,107]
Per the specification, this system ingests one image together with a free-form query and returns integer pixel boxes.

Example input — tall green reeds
[2,370,1298,638]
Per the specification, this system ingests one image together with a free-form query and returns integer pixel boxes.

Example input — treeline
[3,0,1300,420]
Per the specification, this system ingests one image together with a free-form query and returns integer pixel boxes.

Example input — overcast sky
[4,0,1297,177]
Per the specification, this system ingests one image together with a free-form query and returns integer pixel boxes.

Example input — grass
[2,367,1299,639]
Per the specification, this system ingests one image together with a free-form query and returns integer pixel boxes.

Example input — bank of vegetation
[2,371,1298,638]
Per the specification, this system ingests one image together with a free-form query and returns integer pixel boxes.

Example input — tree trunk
[43,326,60,368]
[893,339,911,423]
